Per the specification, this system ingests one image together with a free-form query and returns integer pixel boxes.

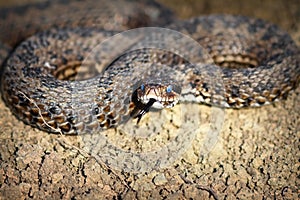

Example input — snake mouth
[134,98,157,124]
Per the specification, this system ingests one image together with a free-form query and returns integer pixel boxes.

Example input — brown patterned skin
[0,1,299,134]
[168,15,300,108]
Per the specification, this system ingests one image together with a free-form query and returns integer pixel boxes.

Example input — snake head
[134,83,181,123]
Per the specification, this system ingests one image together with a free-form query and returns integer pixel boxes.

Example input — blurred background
[0,0,299,37]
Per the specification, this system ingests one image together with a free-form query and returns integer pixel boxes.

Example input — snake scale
[0,0,299,134]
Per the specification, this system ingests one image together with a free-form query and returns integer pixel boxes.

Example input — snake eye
[166,85,172,93]
[140,84,145,91]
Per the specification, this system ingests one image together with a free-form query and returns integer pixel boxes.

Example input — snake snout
[136,83,181,109]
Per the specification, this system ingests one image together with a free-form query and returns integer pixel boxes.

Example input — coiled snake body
[0,0,299,134]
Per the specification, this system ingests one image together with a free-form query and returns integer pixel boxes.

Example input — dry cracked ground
[0,0,299,199]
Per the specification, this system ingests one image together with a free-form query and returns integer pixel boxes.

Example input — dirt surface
[0,0,299,199]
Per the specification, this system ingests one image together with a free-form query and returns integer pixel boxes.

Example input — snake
[0,0,299,135]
